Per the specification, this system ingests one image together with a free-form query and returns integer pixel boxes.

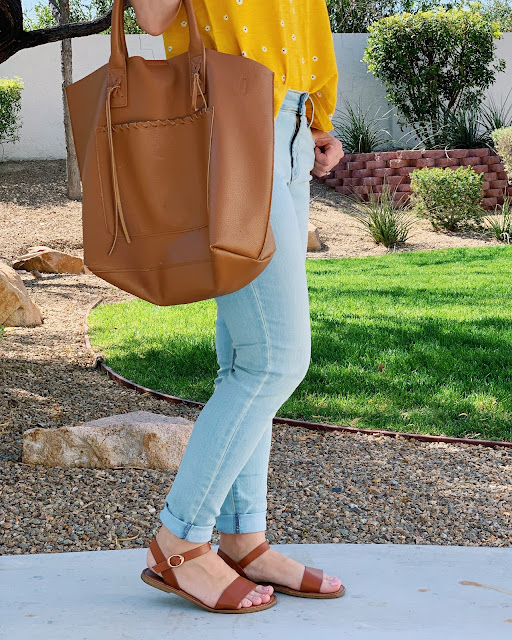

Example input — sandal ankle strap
[150,538,212,577]
[237,540,270,569]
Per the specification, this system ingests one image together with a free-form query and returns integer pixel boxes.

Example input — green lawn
[88,246,512,442]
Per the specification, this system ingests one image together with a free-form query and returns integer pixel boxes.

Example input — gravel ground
[0,159,510,555]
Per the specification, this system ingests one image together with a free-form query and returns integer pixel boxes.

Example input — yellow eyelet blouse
[161,0,338,132]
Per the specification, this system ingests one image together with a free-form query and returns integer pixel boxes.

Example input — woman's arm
[128,0,182,36]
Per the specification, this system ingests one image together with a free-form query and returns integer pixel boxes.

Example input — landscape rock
[22,411,194,470]
[307,223,322,251]
[0,261,42,327]
[13,246,86,274]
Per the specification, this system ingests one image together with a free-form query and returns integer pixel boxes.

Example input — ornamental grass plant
[484,196,512,242]
[345,177,417,247]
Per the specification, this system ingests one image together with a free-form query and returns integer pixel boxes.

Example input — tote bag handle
[107,0,207,110]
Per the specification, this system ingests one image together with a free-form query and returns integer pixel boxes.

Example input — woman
[132,0,345,613]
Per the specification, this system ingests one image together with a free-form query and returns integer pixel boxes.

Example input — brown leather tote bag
[64,0,276,306]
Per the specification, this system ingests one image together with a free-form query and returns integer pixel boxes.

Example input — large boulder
[0,261,42,327]
[22,411,194,470]
[13,246,86,274]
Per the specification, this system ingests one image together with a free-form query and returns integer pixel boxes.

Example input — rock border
[83,297,512,450]
[316,147,509,209]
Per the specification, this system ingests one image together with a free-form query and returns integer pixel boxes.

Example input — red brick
[334,169,351,179]
[496,171,509,180]
[481,182,490,191]
[335,185,354,196]
[347,161,365,170]
[473,148,491,157]
[366,160,387,169]
[396,167,416,176]
[486,188,505,198]
[436,158,460,167]
[352,185,374,195]
[415,158,436,168]
[344,177,361,186]
[490,179,509,188]
[460,157,481,166]
[484,172,498,182]
[494,162,505,172]
[396,183,413,192]
[423,150,446,159]
[392,192,410,204]
[374,168,397,177]
[352,152,376,162]
[486,155,502,166]
[386,175,406,185]
[482,197,498,209]
[471,165,489,174]
[447,149,470,159]
[361,176,383,186]
[375,151,398,161]
[352,169,374,178]
[397,149,423,160]
[324,178,341,188]
[389,158,409,168]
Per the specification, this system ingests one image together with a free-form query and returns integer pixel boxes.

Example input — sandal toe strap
[300,566,324,592]
[215,575,258,610]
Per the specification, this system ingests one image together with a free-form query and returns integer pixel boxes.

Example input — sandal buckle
[167,554,185,567]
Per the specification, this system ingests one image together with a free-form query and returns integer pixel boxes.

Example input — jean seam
[185,279,272,528]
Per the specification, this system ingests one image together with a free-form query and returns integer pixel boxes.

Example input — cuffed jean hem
[215,511,267,534]
[159,504,214,543]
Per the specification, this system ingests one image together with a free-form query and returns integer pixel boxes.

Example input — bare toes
[255,584,274,595]
[321,575,342,593]
[247,590,263,605]
[239,597,254,608]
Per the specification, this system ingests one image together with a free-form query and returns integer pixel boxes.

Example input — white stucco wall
[1,32,512,160]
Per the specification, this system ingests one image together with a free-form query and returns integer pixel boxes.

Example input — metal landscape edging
[84,297,512,450]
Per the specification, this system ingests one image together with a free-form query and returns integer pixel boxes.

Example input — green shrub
[325,0,467,33]
[362,3,505,148]
[0,76,24,146]
[490,126,512,181]
[484,197,512,242]
[346,177,417,247]
[409,165,485,231]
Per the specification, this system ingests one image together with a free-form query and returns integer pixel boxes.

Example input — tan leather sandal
[140,537,277,613]
[217,539,346,599]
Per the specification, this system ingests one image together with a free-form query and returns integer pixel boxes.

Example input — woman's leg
[213,312,273,535]
[158,163,312,542]
[215,93,343,594]
[214,97,315,537]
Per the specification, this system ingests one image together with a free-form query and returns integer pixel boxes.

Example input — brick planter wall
[317,148,511,210]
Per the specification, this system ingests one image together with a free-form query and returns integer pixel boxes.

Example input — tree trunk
[58,0,81,200]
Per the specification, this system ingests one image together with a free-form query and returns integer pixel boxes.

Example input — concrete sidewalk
[1,543,511,640]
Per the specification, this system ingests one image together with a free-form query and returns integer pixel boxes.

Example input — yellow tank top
[161,0,338,132]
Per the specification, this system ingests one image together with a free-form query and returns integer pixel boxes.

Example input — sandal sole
[140,568,278,613]
[261,581,346,599]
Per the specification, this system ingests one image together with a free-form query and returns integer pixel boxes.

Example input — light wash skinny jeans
[159,88,317,542]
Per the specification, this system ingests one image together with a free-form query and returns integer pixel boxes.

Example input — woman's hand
[310,128,344,178]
